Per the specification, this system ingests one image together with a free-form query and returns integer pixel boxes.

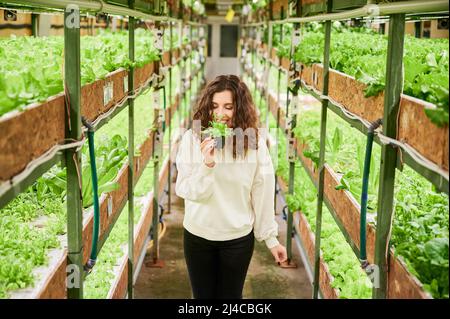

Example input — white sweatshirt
[175,128,280,249]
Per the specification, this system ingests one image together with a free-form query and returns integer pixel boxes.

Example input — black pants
[183,228,254,299]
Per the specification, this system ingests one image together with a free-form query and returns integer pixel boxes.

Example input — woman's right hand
[200,137,215,167]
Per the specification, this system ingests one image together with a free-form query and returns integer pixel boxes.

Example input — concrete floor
[134,165,312,299]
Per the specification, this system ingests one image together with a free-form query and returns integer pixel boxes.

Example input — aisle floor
[134,165,312,299]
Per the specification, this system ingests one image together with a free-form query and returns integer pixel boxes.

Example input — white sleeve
[251,138,280,249]
[175,130,215,202]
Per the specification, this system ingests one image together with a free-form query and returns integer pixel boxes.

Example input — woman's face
[211,90,234,128]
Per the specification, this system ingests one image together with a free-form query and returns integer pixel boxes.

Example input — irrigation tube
[82,117,100,274]
[2,0,181,22]
[359,118,382,268]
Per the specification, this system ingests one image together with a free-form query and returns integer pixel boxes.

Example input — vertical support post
[31,13,38,36]
[152,20,163,265]
[168,15,173,215]
[285,0,302,265]
[64,5,83,299]
[265,21,273,130]
[373,14,405,299]
[414,21,421,38]
[127,0,135,299]
[312,0,332,299]
[274,7,284,211]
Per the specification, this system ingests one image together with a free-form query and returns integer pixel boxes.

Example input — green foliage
[0,29,159,117]
[280,25,449,126]
[248,72,449,298]
[202,114,234,138]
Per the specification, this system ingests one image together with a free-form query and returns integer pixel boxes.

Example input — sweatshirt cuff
[265,237,279,249]
[199,162,215,175]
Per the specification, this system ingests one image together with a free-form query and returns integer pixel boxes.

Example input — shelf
[247,42,449,193]
[0,44,196,210]
[267,89,431,299]
[5,94,185,299]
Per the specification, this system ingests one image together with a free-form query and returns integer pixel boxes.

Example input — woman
[175,74,287,299]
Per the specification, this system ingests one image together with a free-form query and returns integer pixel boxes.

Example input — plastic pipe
[360,118,382,268]
[82,117,100,274]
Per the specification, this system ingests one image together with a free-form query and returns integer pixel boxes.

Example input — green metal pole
[127,0,135,299]
[312,0,332,299]
[265,21,273,130]
[286,0,302,266]
[31,13,38,36]
[168,15,173,215]
[373,13,405,299]
[64,6,83,299]
[274,7,284,212]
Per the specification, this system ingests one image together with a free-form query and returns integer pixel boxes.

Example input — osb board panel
[165,105,172,127]
[272,0,289,12]
[388,254,431,299]
[108,147,175,299]
[172,48,180,61]
[281,57,290,71]
[134,62,155,88]
[133,193,154,265]
[398,95,449,171]
[158,157,170,198]
[81,69,127,122]
[134,131,155,184]
[271,48,279,65]
[296,142,319,181]
[0,28,32,36]
[37,250,68,299]
[314,64,384,123]
[0,9,31,23]
[108,254,128,299]
[162,51,171,66]
[323,165,376,264]
[0,94,65,181]
[300,63,314,87]
[298,212,339,299]
[303,0,324,4]
[315,63,449,171]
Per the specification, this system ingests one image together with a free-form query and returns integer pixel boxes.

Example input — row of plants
[0,58,200,298]
[84,69,199,298]
[0,28,161,117]
[0,88,155,298]
[294,106,449,299]
[245,69,449,298]
[245,78,372,298]
[260,22,449,126]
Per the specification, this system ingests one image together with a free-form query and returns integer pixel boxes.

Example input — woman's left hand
[269,244,288,264]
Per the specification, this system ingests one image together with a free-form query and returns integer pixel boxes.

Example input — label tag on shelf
[289,95,299,115]
[107,196,113,217]
[123,75,129,93]
[158,111,165,123]
[288,135,296,162]
[103,81,113,106]
[292,29,301,47]
[153,28,164,52]
[153,90,161,109]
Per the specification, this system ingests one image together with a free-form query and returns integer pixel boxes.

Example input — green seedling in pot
[202,114,234,149]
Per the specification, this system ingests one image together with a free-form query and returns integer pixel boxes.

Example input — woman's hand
[269,244,288,264]
[200,137,215,167]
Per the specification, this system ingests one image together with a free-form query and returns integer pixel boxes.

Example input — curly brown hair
[192,75,260,159]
